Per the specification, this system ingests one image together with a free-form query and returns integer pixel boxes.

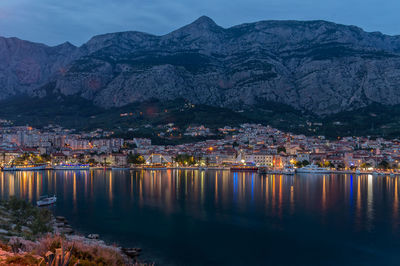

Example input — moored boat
[283,168,296,175]
[258,167,295,175]
[296,164,331,174]
[54,164,90,170]
[36,195,57,207]
[3,164,47,171]
[230,165,258,172]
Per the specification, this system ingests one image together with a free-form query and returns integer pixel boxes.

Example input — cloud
[0,0,399,46]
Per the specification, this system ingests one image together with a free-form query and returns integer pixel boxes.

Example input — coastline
[53,215,146,264]
[0,198,152,265]
[1,166,398,177]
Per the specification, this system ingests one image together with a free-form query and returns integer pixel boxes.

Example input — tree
[127,153,145,164]
[123,142,136,149]
[324,161,334,168]
[77,154,85,163]
[302,160,310,166]
[277,146,286,154]
[13,153,30,165]
[336,163,345,170]
[360,162,372,169]
[174,154,196,166]
[378,160,390,169]
[87,158,96,166]
[294,161,303,168]
[40,153,51,162]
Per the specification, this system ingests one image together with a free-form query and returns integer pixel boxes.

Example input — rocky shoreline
[53,215,144,263]
[0,198,152,265]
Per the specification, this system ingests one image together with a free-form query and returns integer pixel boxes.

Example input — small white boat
[283,168,296,175]
[54,164,89,170]
[37,195,57,207]
[258,167,295,175]
[296,164,331,174]
[111,167,130,170]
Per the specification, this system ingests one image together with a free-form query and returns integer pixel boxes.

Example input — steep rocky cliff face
[0,37,80,98]
[3,16,400,115]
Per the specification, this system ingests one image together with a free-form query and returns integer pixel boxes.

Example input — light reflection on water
[0,170,400,265]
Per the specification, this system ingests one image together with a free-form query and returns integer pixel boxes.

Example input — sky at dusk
[0,0,398,46]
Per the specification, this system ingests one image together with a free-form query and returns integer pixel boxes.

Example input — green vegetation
[34,235,127,265]
[13,153,50,165]
[319,103,400,138]
[277,146,286,154]
[0,198,148,265]
[324,161,334,168]
[0,234,131,265]
[295,160,310,168]
[174,154,197,166]
[287,42,398,60]
[1,94,400,140]
[360,162,372,169]
[0,197,52,240]
[315,161,334,168]
[120,52,213,73]
[127,153,145,164]
[5,254,41,265]
[378,160,390,169]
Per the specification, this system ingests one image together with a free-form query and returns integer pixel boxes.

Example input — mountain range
[1,16,400,135]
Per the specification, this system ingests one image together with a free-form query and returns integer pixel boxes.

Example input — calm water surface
[0,170,400,265]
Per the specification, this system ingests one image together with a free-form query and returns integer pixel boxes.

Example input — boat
[283,168,296,175]
[258,167,295,175]
[36,195,57,207]
[54,164,89,170]
[230,165,258,172]
[3,164,46,171]
[296,164,331,174]
[111,167,130,170]
[146,167,167,170]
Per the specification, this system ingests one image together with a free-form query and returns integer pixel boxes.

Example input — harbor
[0,169,399,265]
[2,164,400,178]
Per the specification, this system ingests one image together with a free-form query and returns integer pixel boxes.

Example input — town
[0,122,398,173]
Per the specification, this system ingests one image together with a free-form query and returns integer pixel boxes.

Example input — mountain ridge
[2,16,400,116]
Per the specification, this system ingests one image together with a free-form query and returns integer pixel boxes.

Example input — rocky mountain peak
[81,31,156,55]
[167,15,223,37]
[190,16,219,28]
[56,41,76,49]
[3,17,400,116]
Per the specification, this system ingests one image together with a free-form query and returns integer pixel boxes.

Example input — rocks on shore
[54,216,143,261]
[87,234,99,239]
[53,216,74,235]
[0,199,148,265]
[121,247,142,259]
